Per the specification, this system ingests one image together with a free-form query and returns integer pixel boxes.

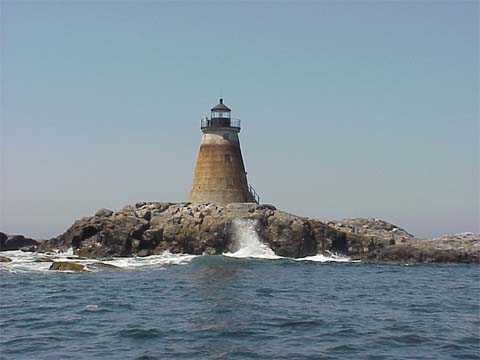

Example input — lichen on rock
[49,261,85,272]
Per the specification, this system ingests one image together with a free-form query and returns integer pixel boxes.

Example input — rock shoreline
[1,202,479,264]
[0,232,42,252]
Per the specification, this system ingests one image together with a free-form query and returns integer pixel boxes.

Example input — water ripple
[0,256,478,360]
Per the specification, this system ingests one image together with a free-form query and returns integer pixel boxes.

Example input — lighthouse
[188,99,259,204]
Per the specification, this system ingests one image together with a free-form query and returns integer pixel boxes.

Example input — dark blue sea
[0,249,479,360]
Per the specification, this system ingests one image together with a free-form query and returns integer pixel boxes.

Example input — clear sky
[1,0,478,239]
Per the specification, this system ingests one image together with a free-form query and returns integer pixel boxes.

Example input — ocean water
[1,221,479,360]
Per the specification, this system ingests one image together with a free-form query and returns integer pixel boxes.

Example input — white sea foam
[56,247,74,256]
[223,219,282,259]
[101,252,198,269]
[0,250,197,273]
[295,251,359,263]
[0,250,52,272]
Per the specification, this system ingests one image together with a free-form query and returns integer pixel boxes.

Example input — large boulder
[49,261,85,272]
[0,256,12,262]
[43,212,150,258]
[0,232,41,251]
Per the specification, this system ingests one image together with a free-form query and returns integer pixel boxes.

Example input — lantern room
[211,98,231,119]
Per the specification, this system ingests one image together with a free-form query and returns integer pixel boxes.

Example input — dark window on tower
[226,176,233,186]
[224,154,232,162]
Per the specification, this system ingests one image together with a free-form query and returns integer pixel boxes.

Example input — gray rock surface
[327,218,414,242]
[6,203,479,264]
[365,236,480,263]
[49,261,85,271]
[95,208,114,217]
[326,219,479,263]
[0,232,41,251]
[326,217,414,257]
[40,202,345,259]
[434,233,478,242]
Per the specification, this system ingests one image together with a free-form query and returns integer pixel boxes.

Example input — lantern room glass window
[211,111,230,119]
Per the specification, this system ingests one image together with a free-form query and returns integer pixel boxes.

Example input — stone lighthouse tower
[188,99,259,204]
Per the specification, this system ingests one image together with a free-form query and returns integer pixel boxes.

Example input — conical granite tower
[188,99,259,204]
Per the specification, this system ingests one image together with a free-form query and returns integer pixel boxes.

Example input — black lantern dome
[211,98,231,119]
[201,98,240,130]
[209,98,231,127]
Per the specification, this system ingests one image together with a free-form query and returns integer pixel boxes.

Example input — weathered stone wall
[188,130,251,204]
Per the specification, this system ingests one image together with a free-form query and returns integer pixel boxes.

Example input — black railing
[248,184,260,204]
[201,118,241,130]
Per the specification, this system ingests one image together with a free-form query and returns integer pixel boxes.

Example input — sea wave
[223,219,357,262]
[223,219,281,260]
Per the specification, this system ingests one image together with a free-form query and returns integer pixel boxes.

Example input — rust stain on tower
[188,99,259,204]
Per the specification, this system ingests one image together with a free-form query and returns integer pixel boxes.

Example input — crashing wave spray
[223,219,281,259]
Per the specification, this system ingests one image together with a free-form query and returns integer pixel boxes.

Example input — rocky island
[1,202,478,264]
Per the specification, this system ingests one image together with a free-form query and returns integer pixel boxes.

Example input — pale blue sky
[1,1,478,238]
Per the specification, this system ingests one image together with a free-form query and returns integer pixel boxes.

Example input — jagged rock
[327,218,414,243]
[323,218,479,263]
[365,236,480,263]
[434,233,478,242]
[137,249,152,257]
[0,232,7,248]
[42,211,149,258]
[40,202,339,259]
[33,203,480,264]
[75,249,98,258]
[49,261,85,271]
[0,232,41,251]
[95,208,113,217]
[91,262,119,269]
[0,256,12,262]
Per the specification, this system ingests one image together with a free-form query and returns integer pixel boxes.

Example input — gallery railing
[201,118,241,130]
[248,184,260,204]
